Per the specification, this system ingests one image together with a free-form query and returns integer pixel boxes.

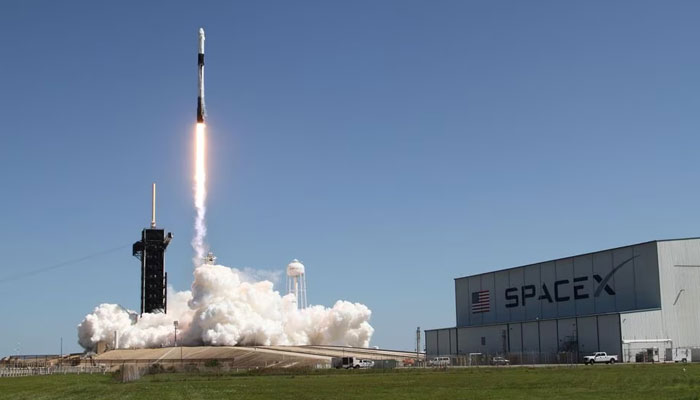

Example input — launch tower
[132,183,173,315]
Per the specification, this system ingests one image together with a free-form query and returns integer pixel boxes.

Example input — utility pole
[60,337,63,366]
[173,321,179,347]
[416,327,421,361]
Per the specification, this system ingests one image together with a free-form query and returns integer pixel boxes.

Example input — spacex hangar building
[426,238,700,363]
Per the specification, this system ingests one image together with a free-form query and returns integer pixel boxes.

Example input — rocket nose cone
[198,28,205,54]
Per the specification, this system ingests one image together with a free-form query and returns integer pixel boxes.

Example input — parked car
[428,357,451,366]
[491,356,510,366]
[583,352,618,365]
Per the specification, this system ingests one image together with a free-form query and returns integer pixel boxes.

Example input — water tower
[286,259,308,309]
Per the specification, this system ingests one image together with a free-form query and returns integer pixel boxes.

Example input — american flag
[471,290,490,313]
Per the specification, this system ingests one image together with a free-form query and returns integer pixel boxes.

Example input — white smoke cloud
[77,263,373,350]
[238,267,282,285]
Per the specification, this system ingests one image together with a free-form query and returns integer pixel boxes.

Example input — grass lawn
[1,364,699,400]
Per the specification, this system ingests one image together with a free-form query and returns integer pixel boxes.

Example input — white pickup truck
[583,352,618,365]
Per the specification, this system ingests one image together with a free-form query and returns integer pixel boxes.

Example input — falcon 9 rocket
[197,28,206,123]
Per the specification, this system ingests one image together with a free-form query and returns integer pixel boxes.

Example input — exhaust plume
[78,262,374,349]
[192,123,207,265]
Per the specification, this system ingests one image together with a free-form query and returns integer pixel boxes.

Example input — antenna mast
[151,182,156,228]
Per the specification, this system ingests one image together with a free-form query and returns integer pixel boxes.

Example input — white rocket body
[197,28,206,123]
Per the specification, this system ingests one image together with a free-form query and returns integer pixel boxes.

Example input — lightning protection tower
[287,259,308,309]
[132,183,173,315]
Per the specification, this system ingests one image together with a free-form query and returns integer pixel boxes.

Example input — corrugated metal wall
[426,328,459,356]
[620,310,663,341]
[426,315,623,360]
[540,320,558,354]
[508,324,522,352]
[596,314,621,356]
[455,242,661,328]
[522,322,538,352]
[657,240,700,348]
[437,329,450,355]
[577,316,598,355]
[426,330,438,356]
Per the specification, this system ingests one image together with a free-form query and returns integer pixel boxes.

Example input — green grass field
[1,364,699,400]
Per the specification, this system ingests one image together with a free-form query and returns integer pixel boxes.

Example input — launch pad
[93,345,420,370]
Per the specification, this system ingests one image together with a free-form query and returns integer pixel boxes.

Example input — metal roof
[454,237,700,281]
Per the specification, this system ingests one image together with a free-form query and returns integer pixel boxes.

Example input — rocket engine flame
[192,122,207,265]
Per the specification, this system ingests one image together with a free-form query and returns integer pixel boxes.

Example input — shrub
[184,363,199,373]
[148,363,166,375]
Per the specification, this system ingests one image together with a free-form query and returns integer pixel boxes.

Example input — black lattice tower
[132,183,172,315]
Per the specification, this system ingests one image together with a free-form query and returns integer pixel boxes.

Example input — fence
[92,358,331,372]
[424,351,580,367]
[0,366,108,378]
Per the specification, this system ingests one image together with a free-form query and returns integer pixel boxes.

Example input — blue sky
[1,0,700,356]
